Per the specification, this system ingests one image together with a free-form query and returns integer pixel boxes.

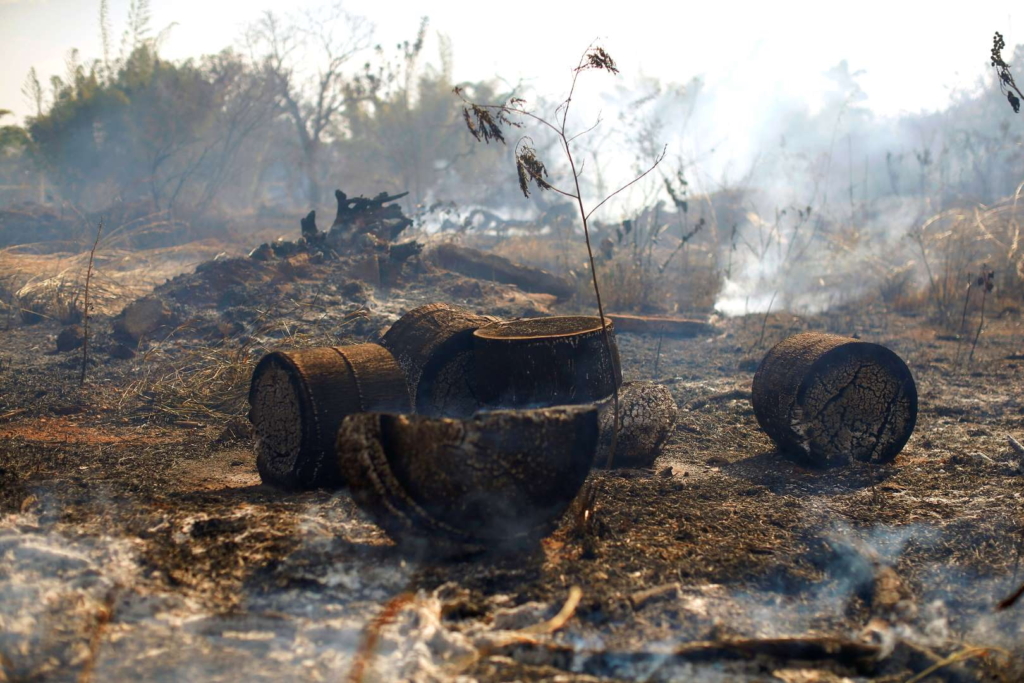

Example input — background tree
[245,3,372,205]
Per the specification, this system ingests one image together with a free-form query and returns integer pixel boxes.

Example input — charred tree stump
[473,316,622,408]
[248,343,410,489]
[336,406,598,551]
[381,303,498,417]
[594,381,678,468]
[752,332,918,466]
[330,190,413,243]
[430,243,576,299]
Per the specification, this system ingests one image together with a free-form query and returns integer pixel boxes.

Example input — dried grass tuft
[119,309,368,422]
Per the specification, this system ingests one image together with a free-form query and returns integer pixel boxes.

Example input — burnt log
[336,405,598,551]
[381,303,499,417]
[248,343,410,489]
[608,313,715,337]
[473,316,622,408]
[752,332,917,466]
[430,243,575,298]
[594,381,678,468]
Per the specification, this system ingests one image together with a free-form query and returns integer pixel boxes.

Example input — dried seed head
[514,143,552,198]
[990,31,1021,114]
[454,87,523,145]
[578,46,620,75]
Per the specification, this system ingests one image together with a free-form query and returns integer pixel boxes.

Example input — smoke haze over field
[1,0,1019,123]
[2,0,1023,315]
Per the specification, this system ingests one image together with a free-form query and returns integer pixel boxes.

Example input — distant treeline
[0,1,1022,231]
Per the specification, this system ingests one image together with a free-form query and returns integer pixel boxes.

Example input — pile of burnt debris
[249,302,679,555]
[63,188,714,357]
[249,190,422,274]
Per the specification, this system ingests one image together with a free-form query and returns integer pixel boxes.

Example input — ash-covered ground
[2,248,1024,682]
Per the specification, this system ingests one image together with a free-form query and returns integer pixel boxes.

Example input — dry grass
[907,183,1024,326]
[0,240,243,322]
[485,230,721,314]
[118,308,369,422]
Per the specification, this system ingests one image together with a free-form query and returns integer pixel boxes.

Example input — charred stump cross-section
[473,316,623,408]
[752,333,918,467]
[248,343,410,489]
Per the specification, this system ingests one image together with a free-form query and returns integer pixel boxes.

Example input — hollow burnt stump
[248,343,410,489]
[473,316,622,408]
[752,333,918,467]
[336,406,598,551]
[380,302,499,417]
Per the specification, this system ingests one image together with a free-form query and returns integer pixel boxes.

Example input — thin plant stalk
[756,290,778,349]
[458,45,666,469]
[81,219,103,386]
[652,332,664,379]
[968,282,990,364]
[953,276,973,368]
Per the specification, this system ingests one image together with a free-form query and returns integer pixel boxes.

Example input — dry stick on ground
[80,218,103,386]
[457,45,666,467]
[904,646,1008,683]
[998,580,1024,611]
[346,592,416,683]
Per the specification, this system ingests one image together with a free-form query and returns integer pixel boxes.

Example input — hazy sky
[0,0,1017,124]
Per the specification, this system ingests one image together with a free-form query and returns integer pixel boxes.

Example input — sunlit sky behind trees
[2,0,1018,124]
[1,0,1023,316]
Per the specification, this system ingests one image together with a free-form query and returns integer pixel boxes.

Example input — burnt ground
[2,262,1024,682]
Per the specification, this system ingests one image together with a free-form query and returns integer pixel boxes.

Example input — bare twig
[518,586,583,635]
[953,274,973,367]
[998,580,1024,610]
[346,592,415,683]
[904,646,1006,683]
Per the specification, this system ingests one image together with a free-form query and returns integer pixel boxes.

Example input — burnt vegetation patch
[3,11,1024,682]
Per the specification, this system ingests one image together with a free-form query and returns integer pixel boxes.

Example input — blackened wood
[473,316,622,408]
[336,406,598,550]
[594,381,677,468]
[752,333,917,467]
[248,343,410,489]
[330,190,412,243]
[381,303,498,417]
